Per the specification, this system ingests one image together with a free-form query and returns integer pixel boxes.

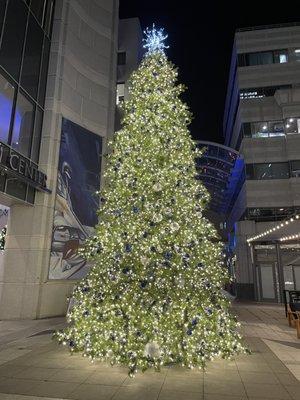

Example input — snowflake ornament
[143,24,169,54]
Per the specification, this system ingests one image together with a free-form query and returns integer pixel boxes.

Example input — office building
[224,23,300,301]
[0,0,118,319]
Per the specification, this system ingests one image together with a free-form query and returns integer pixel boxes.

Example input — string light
[247,214,300,243]
[143,24,169,54]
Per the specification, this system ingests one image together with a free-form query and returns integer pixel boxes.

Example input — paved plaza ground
[0,303,299,400]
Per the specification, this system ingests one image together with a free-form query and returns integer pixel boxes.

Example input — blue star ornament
[143,24,169,54]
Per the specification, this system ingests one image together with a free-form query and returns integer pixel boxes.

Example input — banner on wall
[48,118,102,280]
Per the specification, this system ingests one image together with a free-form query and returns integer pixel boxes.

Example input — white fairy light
[247,213,300,243]
[143,24,169,54]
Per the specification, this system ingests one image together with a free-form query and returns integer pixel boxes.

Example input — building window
[247,207,298,222]
[274,50,288,64]
[291,161,300,178]
[116,82,125,105]
[240,85,291,99]
[117,52,126,66]
[285,117,300,134]
[21,14,44,100]
[238,49,288,67]
[294,49,300,61]
[0,0,28,80]
[246,162,290,180]
[11,91,34,157]
[30,0,46,24]
[242,120,284,138]
[0,72,15,144]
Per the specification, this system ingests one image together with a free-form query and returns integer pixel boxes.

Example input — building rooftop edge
[236,21,300,33]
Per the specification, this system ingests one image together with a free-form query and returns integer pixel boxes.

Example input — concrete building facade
[0,0,119,319]
[224,23,300,302]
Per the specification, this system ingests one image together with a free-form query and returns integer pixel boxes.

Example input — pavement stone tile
[25,380,80,398]
[159,389,203,399]
[244,383,291,399]
[112,386,160,400]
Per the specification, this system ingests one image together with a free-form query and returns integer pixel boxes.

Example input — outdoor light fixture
[247,214,300,243]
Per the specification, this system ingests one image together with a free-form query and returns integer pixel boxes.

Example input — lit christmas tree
[0,225,7,251]
[56,26,246,376]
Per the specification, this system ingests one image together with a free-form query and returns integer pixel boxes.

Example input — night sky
[119,1,298,144]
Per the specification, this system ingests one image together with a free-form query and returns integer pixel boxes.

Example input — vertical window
[117,52,126,65]
[21,15,44,100]
[30,0,46,24]
[285,117,300,134]
[0,1,6,45]
[269,120,284,136]
[11,92,34,157]
[116,83,125,105]
[274,50,288,64]
[252,122,269,138]
[0,0,28,80]
[291,161,300,178]
[38,36,50,105]
[31,106,43,162]
[0,72,15,143]
[294,49,300,61]
[43,0,55,37]
[6,177,27,200]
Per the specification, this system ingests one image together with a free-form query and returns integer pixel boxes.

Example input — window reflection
[11,92,34,157]
[239,49,288,67]
[285,117,300,134]
[0,0,28,80]
[246,163,290,180]
[0,73,15,143]
[21,14,44,100]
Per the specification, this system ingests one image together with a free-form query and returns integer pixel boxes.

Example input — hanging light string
[280,233,300,242]
[247,214,300,243]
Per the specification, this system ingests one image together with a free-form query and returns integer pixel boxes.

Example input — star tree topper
[143,24,169,54]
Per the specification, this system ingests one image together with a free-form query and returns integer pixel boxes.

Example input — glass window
[26,185,35,204]
[21,15,44,100]
[260,52,274,65]
[291,161,300,178]
[251,122,269,138]
[247,163,290,180]
[0,72,15,143]
[116,82,125,105]
[254,163,273,179]
[0,1,6,44]
[0,171,5,192]
[271,163,290,179]
[30,0,46,24]
[43,0,54,37]
[269,120,284,136]
[294,49,300,61]
[246,53,260,66]
[285,117,300,134]
[5,177,27,200]
[274,50,288,64]
[38,35,50,106]
[11,92,34,157]
[31,106,43,162]
[117,52,126,65]
[0,0,28,80]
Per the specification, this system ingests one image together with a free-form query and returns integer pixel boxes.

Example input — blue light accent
[0,93,13,143]
[143,24,169,54]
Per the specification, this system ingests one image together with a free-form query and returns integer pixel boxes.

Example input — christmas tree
[56,26,246,376]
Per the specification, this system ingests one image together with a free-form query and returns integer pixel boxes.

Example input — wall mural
[49,118,102,280]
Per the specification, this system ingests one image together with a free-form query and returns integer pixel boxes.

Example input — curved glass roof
[195,141,245,216]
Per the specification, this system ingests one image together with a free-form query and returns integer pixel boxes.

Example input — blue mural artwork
[49,118,102,280]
